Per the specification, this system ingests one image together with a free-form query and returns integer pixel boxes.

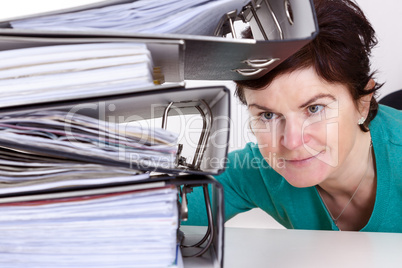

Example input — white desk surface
[182,226,402,268]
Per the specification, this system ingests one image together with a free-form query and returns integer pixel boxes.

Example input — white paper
[10,0,250,36]
[0,186,180,268]
[0,173,150,195]
[0,42,156,107]
[0,42,150,65]
[0,110,179,169]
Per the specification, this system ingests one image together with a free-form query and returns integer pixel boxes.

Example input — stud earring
[358,117,366,125]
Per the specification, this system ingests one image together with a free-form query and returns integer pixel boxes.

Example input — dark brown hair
[235,0,383,132]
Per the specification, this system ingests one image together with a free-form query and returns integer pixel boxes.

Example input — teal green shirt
[185,105,402,232]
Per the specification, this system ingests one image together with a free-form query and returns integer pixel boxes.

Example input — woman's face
[244,67,366,187]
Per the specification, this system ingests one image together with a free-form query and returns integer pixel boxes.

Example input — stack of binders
[0,0,318,267]
[0,183,180,267]
[0,38,229,267]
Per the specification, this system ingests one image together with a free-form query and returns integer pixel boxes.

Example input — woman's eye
[308,105,324,114]
[261,112,276,120]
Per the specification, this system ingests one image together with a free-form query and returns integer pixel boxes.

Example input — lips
[283,151,324,167]
[286,155,316,162]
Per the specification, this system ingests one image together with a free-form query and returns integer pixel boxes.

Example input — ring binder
[0,0,318,80]
[0,85,230,176]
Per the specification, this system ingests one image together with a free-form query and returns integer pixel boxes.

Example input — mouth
[284,151,324,167]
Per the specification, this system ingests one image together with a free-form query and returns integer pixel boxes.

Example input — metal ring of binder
[284,0,295,25]
[245,4,268,40]
[227,11,238,39]
[161,101,175,130]
[161,100,213,170]
[239,0,286,41]
[179,185,190,221]
[181,184,214,258]
[263,0,284,40]
[214,10,238,38]
[161,100,215,257]
[192,100,213,169]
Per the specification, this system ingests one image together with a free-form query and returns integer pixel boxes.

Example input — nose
[279,117,306,150]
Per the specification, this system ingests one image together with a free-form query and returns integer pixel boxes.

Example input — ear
[358,79,375,117]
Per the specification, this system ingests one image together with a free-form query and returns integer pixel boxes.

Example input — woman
[186,0,402,232]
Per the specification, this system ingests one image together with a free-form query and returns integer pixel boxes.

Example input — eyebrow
[298,93,336,109]
[247,103,273,111]
[247,93,336,111]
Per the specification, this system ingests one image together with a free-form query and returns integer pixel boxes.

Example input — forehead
[243,68,350,105]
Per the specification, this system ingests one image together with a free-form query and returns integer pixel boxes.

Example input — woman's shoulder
[371,105,402,145]
[225,142,266,170]
[216,142,280,184]
[376,104,402,122]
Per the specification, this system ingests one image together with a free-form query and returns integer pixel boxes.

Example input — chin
[281,173,323,188]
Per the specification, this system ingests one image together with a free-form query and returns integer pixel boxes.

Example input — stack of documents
[0,42,155,107]
[0,110,179,175]
[9,0,249,36]
[0,184,181,267]
[0,148,150,195]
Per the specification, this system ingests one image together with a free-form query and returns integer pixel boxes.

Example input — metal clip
[161,100,213,170]
[240,2,268,40]
[263,0,284,40]
[214,10,238,38]
[179,185,192,221]
[239,0,285,40]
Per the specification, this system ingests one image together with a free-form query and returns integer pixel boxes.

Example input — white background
[1,0,401,229]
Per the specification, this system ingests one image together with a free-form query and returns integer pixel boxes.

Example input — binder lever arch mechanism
[162,99,213,171]
[211,0,317,79]
[215,0,295,40]
[162,100,218,258]
[159,99,220,259]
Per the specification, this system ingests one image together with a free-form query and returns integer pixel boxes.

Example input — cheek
[303,120,329,145]
[304,113,357,168]
[306,120,341,167]
[253,122,280,151]
[335,113,360,162]
[253,126,281,166]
